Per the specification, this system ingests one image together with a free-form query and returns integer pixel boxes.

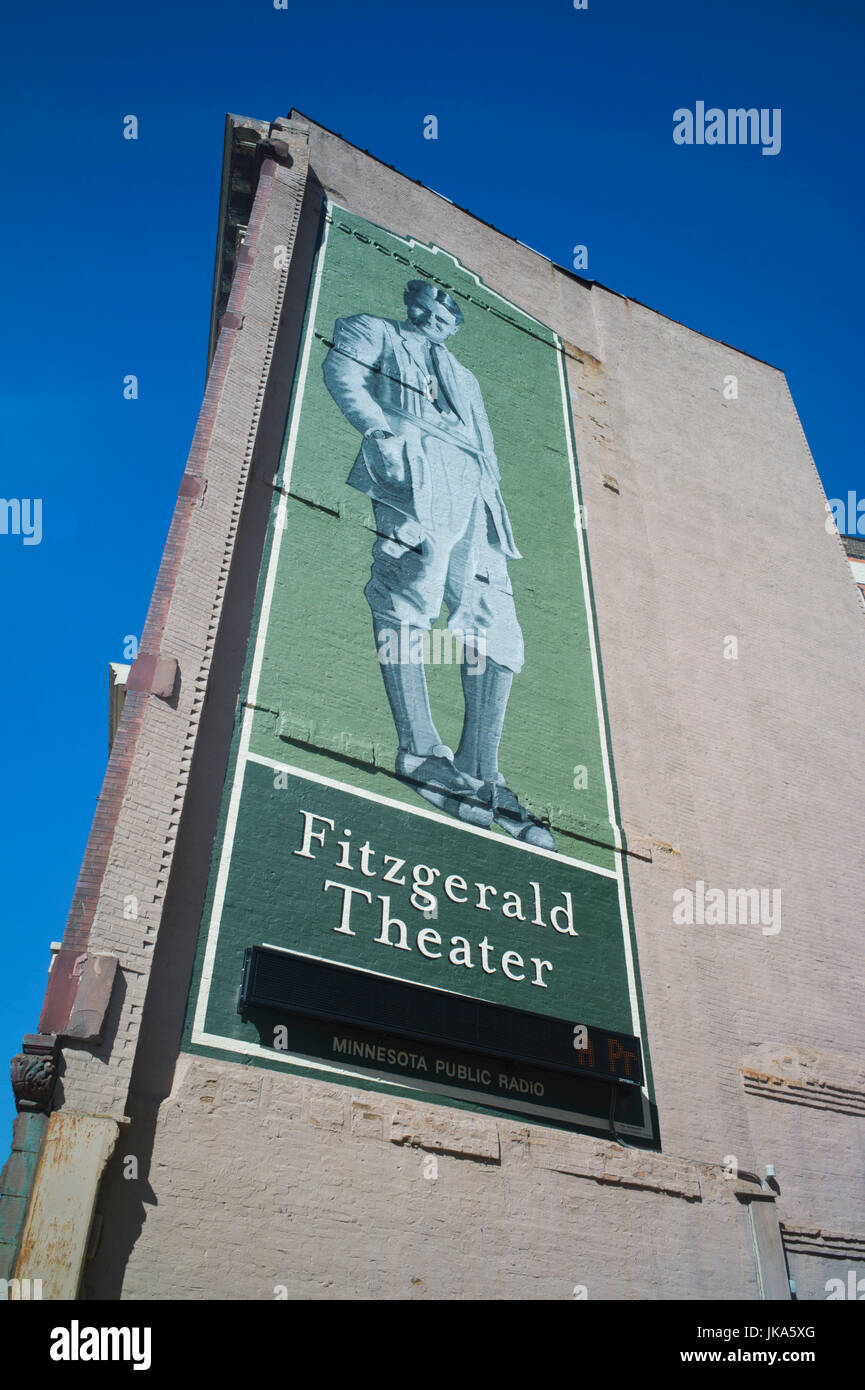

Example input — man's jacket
[322,313,520,558]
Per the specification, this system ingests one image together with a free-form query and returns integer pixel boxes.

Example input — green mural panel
[184,201,654,1138]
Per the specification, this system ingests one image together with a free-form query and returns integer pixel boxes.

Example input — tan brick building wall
[11,114,865,1300]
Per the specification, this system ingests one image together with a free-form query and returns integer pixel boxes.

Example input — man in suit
[322,278,554,850]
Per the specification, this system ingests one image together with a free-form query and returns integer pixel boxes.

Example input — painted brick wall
[69,116,865,1300]
[86,1057,761,1301]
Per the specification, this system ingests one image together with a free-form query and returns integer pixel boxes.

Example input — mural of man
[322,278,554,850]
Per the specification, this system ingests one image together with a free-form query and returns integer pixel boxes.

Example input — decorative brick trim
[781,1224,865,1261]
[10,1036,59,1114]
[517,1131,702,1200]
[742,1069,865,1116]
[218,309,245,333]
[126,654,178,699]
[390,1107,500,1162]
[142,157,307,949]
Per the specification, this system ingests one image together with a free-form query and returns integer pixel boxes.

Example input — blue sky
[1,0,862,1148]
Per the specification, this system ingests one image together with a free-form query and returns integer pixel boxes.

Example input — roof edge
[287,107,785,374]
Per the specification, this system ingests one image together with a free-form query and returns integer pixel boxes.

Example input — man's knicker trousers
[364,441,524,675]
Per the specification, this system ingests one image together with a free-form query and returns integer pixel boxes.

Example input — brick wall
[50,115,865,1300]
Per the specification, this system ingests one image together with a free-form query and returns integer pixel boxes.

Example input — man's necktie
[427,344,463,423]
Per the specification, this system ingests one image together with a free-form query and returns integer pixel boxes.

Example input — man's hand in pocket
[365,431,407,486]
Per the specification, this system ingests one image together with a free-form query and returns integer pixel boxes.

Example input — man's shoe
[395,747,494,827]
[480,778,556,851]
[395,748,474,796]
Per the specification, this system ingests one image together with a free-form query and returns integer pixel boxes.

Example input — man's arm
[462,363,501,479]
[322,314,392,436]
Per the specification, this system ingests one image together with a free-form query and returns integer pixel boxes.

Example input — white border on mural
[191,200,651,1138]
